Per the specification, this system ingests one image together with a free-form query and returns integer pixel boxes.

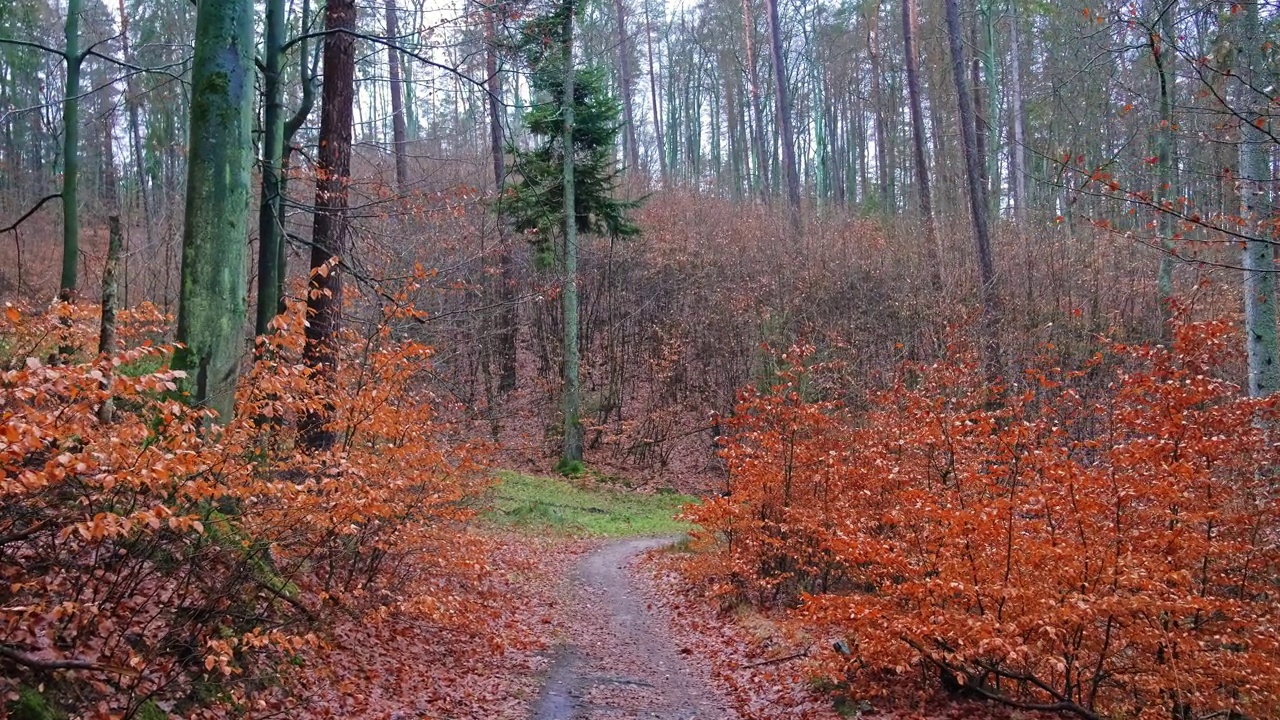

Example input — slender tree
[764,0,799,226]
[59,0,83,300]
[174,0,255,421]
[946,0,1000,373]
[1152,0,1178,334]
[902,0,940,289]
[741,0,768,201]
[386,0,409,190]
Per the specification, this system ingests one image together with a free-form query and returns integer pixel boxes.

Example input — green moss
[486,471,698,537]
[7,687,67,720]
[133,700,168,720]
[555,458,587,478]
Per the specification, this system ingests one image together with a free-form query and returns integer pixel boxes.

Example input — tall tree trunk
[100,118,121,359]
[255,0,286,336]
[1240,0,1277,396]
[765,0,800,227]
[302,0,357,449]
[276,0,319,317]
[560,0,584,466]
[945,0,1000,374]
[486,1,518,393]
[741,0,769,202]
[1153,0,1177,335]
[117,0,154,272]
[386,0,409,189]
[174,0,255,422]
[970,12,987,200]
[643,0,666,183]
[903,0,941,290]
[60,0,83,301]
[614,0,640,172]
[982,0,1000,217]
[867,0,891,212]
[1009,0,1027,230]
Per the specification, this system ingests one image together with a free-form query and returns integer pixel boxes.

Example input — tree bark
[302,0,357,449]
[945,0,1000,375]
[174,0,255,422]
[386,0,409,190]
[765,0,800,227]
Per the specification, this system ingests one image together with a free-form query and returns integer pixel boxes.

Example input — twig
[740,646,810,669]
[1,194,62,234]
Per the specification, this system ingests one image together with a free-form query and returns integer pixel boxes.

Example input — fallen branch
[0,644,140,677]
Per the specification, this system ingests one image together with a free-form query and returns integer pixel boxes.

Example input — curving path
[532,537,731,720]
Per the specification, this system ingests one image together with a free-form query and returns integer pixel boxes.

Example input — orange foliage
[686,324,1280,719]
[1,298,488,717]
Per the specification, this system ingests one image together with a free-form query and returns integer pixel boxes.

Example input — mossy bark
[174,0,255,422]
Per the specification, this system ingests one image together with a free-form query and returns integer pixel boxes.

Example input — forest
[0,0,1278,717]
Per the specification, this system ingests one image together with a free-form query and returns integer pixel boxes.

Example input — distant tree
[504,0,638,467]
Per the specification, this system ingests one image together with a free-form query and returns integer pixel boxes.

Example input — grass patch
[486,470,698,537]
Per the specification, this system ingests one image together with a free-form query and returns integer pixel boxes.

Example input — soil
[531,537,732,720]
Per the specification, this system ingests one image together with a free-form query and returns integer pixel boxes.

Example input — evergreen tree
[504,0,638,468]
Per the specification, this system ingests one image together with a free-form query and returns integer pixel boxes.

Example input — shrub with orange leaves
[687,323,1280,720]
[1,299,487,718]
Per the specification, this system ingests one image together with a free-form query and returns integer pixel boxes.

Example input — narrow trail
[532,537,731,720]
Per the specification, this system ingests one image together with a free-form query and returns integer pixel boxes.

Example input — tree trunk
[255,0,286,336]
[60,0,83,301]
[903,0,941,290]
[982,0,1000,218]
[867,0,891,213]
[765,0,800,227]
[970,12,987,201]
[174,0,255,422]
[614,0,640,172]
[945,0,1000,375]
[117,0,155,272]
[643,0,666,183]
[486,2,518,394]
[741,0,769,202]
[302,0,357,449]
[1009,0,1027,230]
[1153,0,1178,335]
[560,0,584,466]
[1240,0,1277,396]
[386,0,409,189]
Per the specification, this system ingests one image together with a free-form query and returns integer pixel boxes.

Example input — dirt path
[532,537,731,720]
